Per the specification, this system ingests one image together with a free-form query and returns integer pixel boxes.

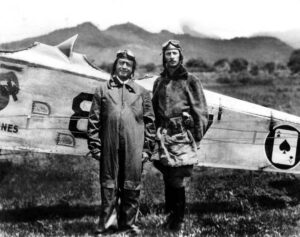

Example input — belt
[161,116,184,136]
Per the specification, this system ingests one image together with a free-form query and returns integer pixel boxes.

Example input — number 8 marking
[69,92,93,139]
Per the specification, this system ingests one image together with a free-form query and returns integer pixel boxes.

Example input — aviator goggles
[162,39,182,51]
[116,49,136,61]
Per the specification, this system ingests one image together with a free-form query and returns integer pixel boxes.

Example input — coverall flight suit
[88,76,156,231]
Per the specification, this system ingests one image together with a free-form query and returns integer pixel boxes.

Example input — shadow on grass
[0,160,12,182]
[269,177,300,204]
[188,201,246,214]
[188,197,287,215]
[140,201,247,216]
[140,197,289,217]
[0,204,100,222]
[0,200,252,223]
[1,200,250,222]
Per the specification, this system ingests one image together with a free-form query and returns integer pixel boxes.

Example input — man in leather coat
[152,40,208,231]
[87,50,156,235]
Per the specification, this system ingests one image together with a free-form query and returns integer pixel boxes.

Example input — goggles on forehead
[162,39,182,50]
[116,49,135,61]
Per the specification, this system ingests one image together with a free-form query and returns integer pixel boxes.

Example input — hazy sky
[1,0,300,43]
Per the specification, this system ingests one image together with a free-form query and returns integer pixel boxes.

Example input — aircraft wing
[0,36,110,156]
[1,36,300,174]
[199,90,300,174]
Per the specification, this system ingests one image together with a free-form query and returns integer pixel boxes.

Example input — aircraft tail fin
[56,35,78,58]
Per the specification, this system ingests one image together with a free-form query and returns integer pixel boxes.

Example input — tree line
[99,49,300,76]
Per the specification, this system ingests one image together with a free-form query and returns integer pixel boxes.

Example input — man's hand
[156,127,167,140]
[91,151,101,161]
[196,141,201,150]
[142,152,150,163]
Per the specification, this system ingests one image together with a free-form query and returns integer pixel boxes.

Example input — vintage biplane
[0,36,299,174]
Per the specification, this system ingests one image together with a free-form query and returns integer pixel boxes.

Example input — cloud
[181,23,221,39]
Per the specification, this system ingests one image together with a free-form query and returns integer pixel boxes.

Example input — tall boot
[169,187,185,231]
[96,187,118,234]
[162,185,176,229]
[164,184,174,214]
[118,189,141,235]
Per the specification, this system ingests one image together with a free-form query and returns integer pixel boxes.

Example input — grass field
[1,157,300,236]
[1,72,300,236]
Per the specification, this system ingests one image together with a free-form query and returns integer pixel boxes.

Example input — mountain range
[0,22,294,66]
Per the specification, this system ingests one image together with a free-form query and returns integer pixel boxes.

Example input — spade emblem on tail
[265,126,300,169]
[279,140,290,154]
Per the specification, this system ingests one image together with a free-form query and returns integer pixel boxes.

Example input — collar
[115,76,129,85]
[160,64,188,80]
[107,76,136,93]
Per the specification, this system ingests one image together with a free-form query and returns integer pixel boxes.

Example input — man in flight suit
[87,49,156,235]
[152,40,208,231]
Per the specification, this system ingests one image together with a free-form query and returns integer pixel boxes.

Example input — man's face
[115,58,133,80]
[164,49,180,68]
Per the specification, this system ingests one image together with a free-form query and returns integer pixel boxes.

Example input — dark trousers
[153,161,192,226]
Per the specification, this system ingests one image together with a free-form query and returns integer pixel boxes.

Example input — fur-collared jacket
[152,65,208,167]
